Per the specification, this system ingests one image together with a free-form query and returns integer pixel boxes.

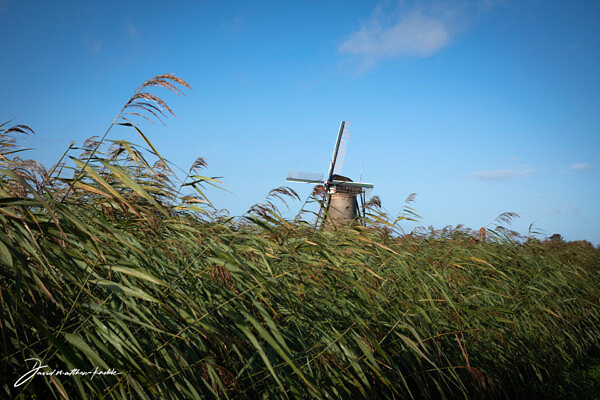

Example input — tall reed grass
[1,75,599,399]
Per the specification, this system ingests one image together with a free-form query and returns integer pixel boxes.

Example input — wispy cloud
[544,205,580,216]
[339,1,497,70]
[564,44,579,55]
[221,15,244,34]
[125,22,139,39]
[468,165,538,181]
[569,162,591,171]
[83,39,102,56]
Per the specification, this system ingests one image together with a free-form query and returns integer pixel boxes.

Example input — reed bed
[1,75,599,399]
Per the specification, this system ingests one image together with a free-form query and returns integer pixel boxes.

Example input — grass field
[1,75,599,399]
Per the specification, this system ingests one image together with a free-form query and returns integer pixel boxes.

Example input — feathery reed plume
[247,186,300,218]
[189,156,208,174]
[365,195,381,208]
[495,211,519,225]
[61,74,190,202]
[0,122,34,162]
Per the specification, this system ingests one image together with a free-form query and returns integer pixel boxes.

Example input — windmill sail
[326,121,346,184]
[286,171,323,184]
[333,122,350,176]
[331,180,373,188]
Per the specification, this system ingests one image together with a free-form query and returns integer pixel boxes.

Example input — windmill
[287,121,373,228]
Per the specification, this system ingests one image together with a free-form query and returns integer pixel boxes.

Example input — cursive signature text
[15,358,121,387]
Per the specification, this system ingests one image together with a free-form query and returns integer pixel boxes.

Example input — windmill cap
[331,174,353,182]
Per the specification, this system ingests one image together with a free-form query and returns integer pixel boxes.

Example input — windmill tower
[287,121,373,229]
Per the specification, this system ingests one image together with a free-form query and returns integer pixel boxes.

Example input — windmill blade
[333,121,350,175]
[326,121,346,183]
[287,177,323,184]
[331,180,373,188]
[287,170,324,184]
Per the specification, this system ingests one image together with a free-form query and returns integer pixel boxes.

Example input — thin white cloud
[339,1,497,70]
[564,44,579,55]
[569,163,591,171]
[125,22,139,39]
[83,39,102,56]
[221,15,244,33]
[544,205,580,216]
[468,169,518,181]
[340,12,449,62]
[468,166,538,181]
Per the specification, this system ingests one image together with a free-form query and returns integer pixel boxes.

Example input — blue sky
[1,0,599,243]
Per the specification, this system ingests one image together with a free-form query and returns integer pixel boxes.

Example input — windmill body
[287,121,373,229]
